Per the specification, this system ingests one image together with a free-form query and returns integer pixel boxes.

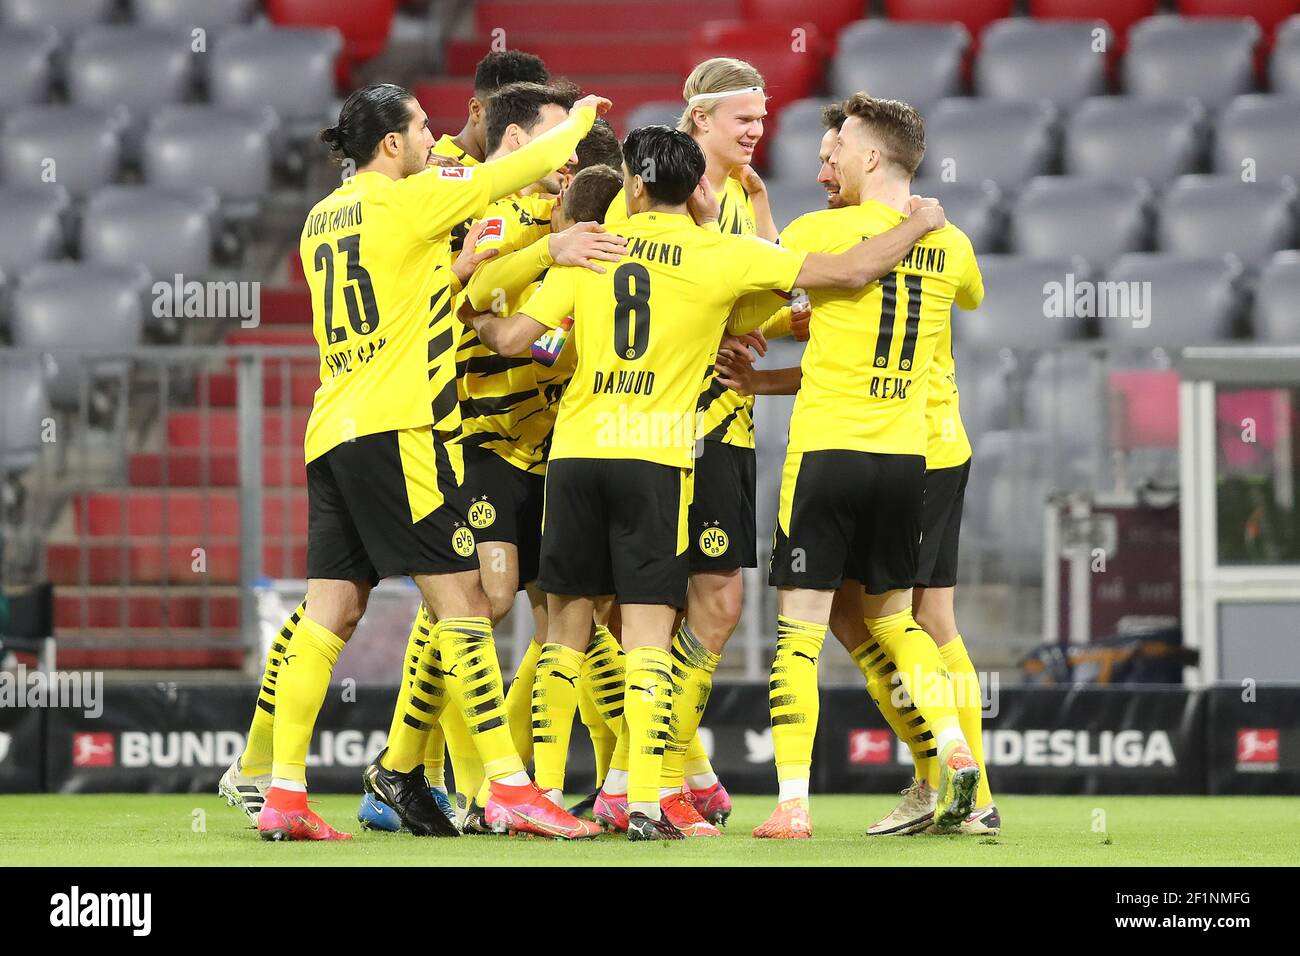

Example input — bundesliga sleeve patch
[478,216,505,241]
[438,166,472,179]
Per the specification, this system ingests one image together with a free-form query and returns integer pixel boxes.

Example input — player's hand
[719,331,766,361]
[789,298,811,342]
[714,349,756,396]
[904,196,946,232]
[688,174,720,225]
[549,221,628,273]
[452,218,501,285]
[572,95,613,117]
[730,164,766,197]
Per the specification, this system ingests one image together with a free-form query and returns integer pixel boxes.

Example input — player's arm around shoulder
[461,263,577,356]
[792,201,947,290]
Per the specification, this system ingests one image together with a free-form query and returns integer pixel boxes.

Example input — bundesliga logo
[848,729,893,765]
[1236,728,1279,773]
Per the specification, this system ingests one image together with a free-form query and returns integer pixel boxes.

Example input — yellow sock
[607,716,629,784]
[865,609,962,753]
[271,615,345,785]
[424,725,447,791]
[850,634,937,787]
[505,639,543,766]
[382,616,449,773]
[769,615,825,788]
[660,621,720,790]
[580,625,625,785]
[386,605,449,788]
[938,635,991,806]
[439,617,525,781]
[683,731,715,785]
[623,646,673,808]
[240,599,304,775]
[531,643,585,791]
[578,677,616,786]
[442,703,484,801]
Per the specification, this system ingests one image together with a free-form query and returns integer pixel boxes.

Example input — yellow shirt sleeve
[726,290,789,336]
[957,244,985,311]
[391,166,495,242]
[518,264,578,330]
[465,235,554,313]
[758,304,795,339]
[721,235,807,299]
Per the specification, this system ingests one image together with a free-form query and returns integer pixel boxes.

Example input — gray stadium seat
[918,99,1058,191]
[953,255,1091,348]
[1007,178,1152,268]
[1214,95,1300,183]
[770,98,835,181]
[1272,15,1300,95]
[11,263,148,407]
[828,21,969,116]
[143,106,275,216]
[1123,16,1259,110]
[1253,251,1300,342]
[0,107,125,199]
[624,101,684,133]
[0,185,69,275]
[0,353,48,476]
[80,186,218,280]
[911,178,1006,253]
[130,0,259,31]
[1023,350,1104,455]
[0,28,57,114]
[767,177,832,232]
[1063,97,1205,187]
[1156,176,1298,266]
[0,0,115,30]
[69,28,198,160]
[976,19,1112,111]
[209,28,343,135]
[966,429,1058,581]
[1102,253,1244,344]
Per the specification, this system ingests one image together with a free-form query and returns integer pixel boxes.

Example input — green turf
[0,794,1294,866]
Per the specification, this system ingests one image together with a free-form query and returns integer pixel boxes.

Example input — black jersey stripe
[461,354,535,376]
[871,272,898,370]
[462,387,544,418]
[898,273,923,371]
[427,326,455,365]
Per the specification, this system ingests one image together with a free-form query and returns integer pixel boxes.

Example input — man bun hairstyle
[484,81,578,156]
[622,125,706,207]
[841,92,926,177]
[563,164,624,224]
[320,83,416,166]
[474,49,550,96]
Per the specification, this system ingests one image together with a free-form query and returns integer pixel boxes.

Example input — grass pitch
[1,794,1293,866]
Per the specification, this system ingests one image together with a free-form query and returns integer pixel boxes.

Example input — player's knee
[689,578,742,649]
[484,585,515,626]
[913,605,957,645]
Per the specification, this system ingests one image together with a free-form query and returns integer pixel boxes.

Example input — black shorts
[688,440,757,572]
[768,449,925,594]
[306,427,479,582]
[538,457,690,608]
[460,443,545,588]
[916,459,970,589]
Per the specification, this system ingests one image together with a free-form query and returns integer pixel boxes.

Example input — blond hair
[677,57,766,135]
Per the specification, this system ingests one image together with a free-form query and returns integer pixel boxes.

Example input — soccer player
[252,82,610,841]
[739,93,984,840]
[464,125,947,839]
[717,101,998,837]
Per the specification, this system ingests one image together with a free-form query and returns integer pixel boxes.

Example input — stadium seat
[967,429,1058,580]
[953,255,1092,348]
[918,100,1058,190]
[143,107,275,216]
[1063,97,1205,186]
[767,176,832,231]
[209,28,343,135]
[0,107,125,199]
[1179,0,1295,45]
[1023,350,1105,457]
[828,21,968,115]
[68,28,197,160]
[686,21,823,113]
[0,185,69,278]
[975,19,1113,111]
[1007,178,1152,269]
[129,0,258,31]
[740,0,862,50]
[911,178,1006,253]
[0,0,114,31]
[0,28,57,115]
[624,101,684,134]
[1273,15,1300,94]
[1214,95,1300,182]
[1101,253,1244,344]
[769,98,834,181]
[0,353,48,477]
[883,0,1013,42]
[11,263,148,407]
[1253,251,1300,341]
[266,0,397,81]
[1123,16,1260,110]
[1028,0,1159,48]
[80,186,218,281]
[1156,175,1298,265]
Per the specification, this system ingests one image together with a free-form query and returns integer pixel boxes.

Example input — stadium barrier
[2,683,1295,796]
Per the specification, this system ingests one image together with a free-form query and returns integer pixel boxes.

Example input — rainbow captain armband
[531,315,573,367]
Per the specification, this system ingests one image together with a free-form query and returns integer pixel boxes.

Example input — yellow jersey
[605,177,760,448]
[520,209,806,469]
[456,191,557,472]
[431,134,480,255]
[781,201,983,458]
[301,166,495,462]
[924,308,974,470]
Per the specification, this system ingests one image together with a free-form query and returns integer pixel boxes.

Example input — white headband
[687,86,763,105]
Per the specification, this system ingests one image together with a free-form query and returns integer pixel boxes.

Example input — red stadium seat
[884,0,1013,41]
[739,0,864,50]
[686,20,824,108]
[1028,0,1159,49]
[266,0,396,82]
[1180,0,1296,43]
